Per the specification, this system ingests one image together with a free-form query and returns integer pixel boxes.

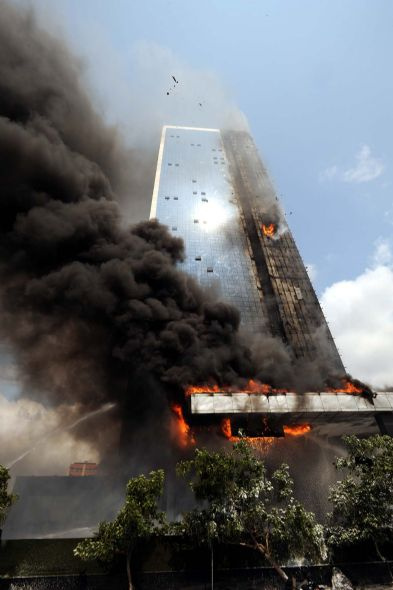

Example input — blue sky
[27,0,392,293]
[2,0,393,390]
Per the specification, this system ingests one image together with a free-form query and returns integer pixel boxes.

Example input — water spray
[6,403,116,469]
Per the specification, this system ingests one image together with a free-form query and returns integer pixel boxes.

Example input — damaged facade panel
[222,130,345,372]
[152,125,344,373]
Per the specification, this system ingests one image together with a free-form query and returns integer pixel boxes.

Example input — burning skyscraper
[151,125,393,437]
[151,125,343,370]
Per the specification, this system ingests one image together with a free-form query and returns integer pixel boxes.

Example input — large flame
[186,378,367,397]
[185,379,288,396]
[327,379,364,394]
[171,404,195,448]
[220,417,274,451]
[283,424,311,436]
[262,223,276,237]
[222,418,311,443]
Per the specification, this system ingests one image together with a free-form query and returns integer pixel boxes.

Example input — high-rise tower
[150,125,393,437]
[151,125,344,375]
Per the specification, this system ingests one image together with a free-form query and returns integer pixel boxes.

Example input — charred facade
[151,125,344,373]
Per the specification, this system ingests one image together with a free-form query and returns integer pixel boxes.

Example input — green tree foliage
[74,470,166,590]
[0,464,17,530]
[177,441,325,584]
[327,434,393,560]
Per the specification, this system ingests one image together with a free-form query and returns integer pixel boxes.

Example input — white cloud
[343,145,384,183]
[320,145,384,184]
[321,242,393,388]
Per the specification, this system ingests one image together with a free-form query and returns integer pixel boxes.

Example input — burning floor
[170,380,393,448]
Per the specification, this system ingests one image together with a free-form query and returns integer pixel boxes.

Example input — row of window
[163,196,208,201]
[171,219,210,230]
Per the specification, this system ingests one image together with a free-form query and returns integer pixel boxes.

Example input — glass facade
[150,126,266,333]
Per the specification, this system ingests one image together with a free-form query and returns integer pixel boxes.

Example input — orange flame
[326,379,364,394]
[185,384,222,395]
[185,379,288,396]
[283,424,311,436]
[221,417,233,439]
[171,404,195,448]
[220,418,275,450]
[262,223,276,237]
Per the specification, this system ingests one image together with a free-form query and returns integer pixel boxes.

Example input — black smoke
[0,2,266,462]
[1,3,371,474]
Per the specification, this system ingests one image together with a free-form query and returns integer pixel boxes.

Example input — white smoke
[0,393,100,475]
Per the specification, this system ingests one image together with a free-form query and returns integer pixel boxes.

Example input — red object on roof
[68,462,97,477]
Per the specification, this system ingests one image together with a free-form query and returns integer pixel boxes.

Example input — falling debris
[166,75,179,95]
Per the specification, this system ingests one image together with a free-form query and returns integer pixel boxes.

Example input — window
[175,163,179,167]
[197,143,201,146]
[165,196,170,200]
[174,197,178,200]
[201,192,206,195]
[194,219,199,223]
[192,179,197,183]
[294,287,303,300]
[172,226,177,231]
[207,267,213,272]
[195,256,201,261]
[191,143,195,146]
[201,198,208,202]
[168,163,172,166]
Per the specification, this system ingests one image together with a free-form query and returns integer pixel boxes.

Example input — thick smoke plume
[0,2,268,466]
[0,3,359,475]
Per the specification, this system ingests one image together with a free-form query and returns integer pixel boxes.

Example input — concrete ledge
[189,392,393,435]
[190,392,393,415]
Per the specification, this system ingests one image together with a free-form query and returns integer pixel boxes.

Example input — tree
[74,470,166,590]
[327,434,393,561]
[0,465,17,537]
[177,441,325,587]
